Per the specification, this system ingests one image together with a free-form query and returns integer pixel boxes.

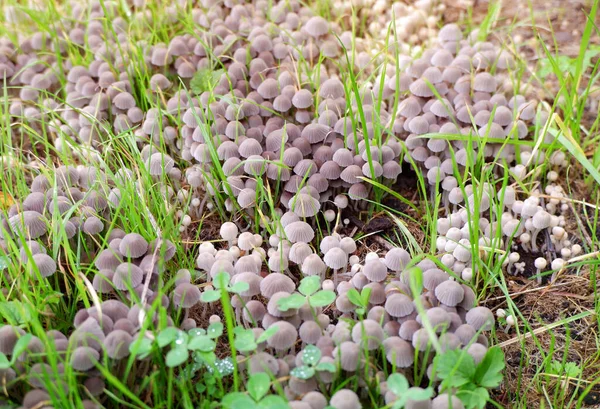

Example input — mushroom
[329,389,361,409]
[323,247,348,285]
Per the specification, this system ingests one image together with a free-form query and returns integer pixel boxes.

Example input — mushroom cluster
[391,25,546,185]
[435,181,579,283]
[190,223,495,405]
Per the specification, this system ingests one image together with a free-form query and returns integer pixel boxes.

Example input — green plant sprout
[433,346,505,409]
[221,372,290,409]
[277,276,336,314]
[346,287,372,317]
[290,344,336,380]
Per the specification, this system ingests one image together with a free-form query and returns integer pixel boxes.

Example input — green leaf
[130,337,153,359]
[387,373,410,396]
[564,362,582,378]
[301,345,321,366]
[257,325,278,343]
[157,327,180,348]
[433,349,476,388]
[0,301,32,326]
[360,287,372,305]
[405,386,434,402]
[346,288,363,307]
[190,68,224,94]
[477,0,501,41]
[474,346,505,388]
[201,289,222,303]
[229,281,250,294]
[298,276,321,296]
[207,322,224,338]
[188,335,216,352]
[277,293,306,311]
[259,395,291,409]
[194,350,216,366]
[552,115,600,186]
[0,256,9,271]
[234,329,258,352]
[213,272,231,289]
[214,357,235,377]
[456,385,489,409]
[308,290,336,307]
[222,392,258,409]
[247,372,270,401]
[407,267,423,295]
[315,361,336,373]
[10,333,32,362]
[189,328,206,337]
[0,353,10,369]
[290,365,315,380]
[165,347,189,367]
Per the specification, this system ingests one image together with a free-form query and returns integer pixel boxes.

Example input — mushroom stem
[530,229,541,252]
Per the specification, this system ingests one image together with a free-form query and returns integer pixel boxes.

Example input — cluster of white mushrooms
[435,181,577,283]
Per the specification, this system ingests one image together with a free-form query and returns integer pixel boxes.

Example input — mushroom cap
[362,259,388,282]
[30,253,57,278]
[22,389,51,409]
[70,346,99,371]
[248,351,279,374]
[323,247,348,269]
[232,272,262,297]
[291,193,321,217]
[0,325,26,355]
[465,307,494,331]
[173,283,201,308]
[292,89,314,109]
[305,16,329,37]
[119,233,148,259]
[320,78,345,99]
[302,254,327,276]
[467,343,488,365]
[84,376,105,397]
[302,391,328,409]
[243,300,267,323]
[383,336,414,368]
[260,273,295,298]
[385,293,415,318]
[267,320,298,350]
[101,300,129,322]
[438,24,463,42]
[330,389,361,409]
[289,242,313,264]
[8,210,48,238]
[299,321,323,344]
[284,221,315,243]
[399,320,421,341]
[267,291,297,318]
[93,270,114,293]
[113,263,144,290]
[104,329,132,359]
[432,394,465,409]
[434,280,465,307]
[384,248,410,272]
[473,72,497,93]
[268,252,289,272]
[351,319,384,350]
[219,222,238,241]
